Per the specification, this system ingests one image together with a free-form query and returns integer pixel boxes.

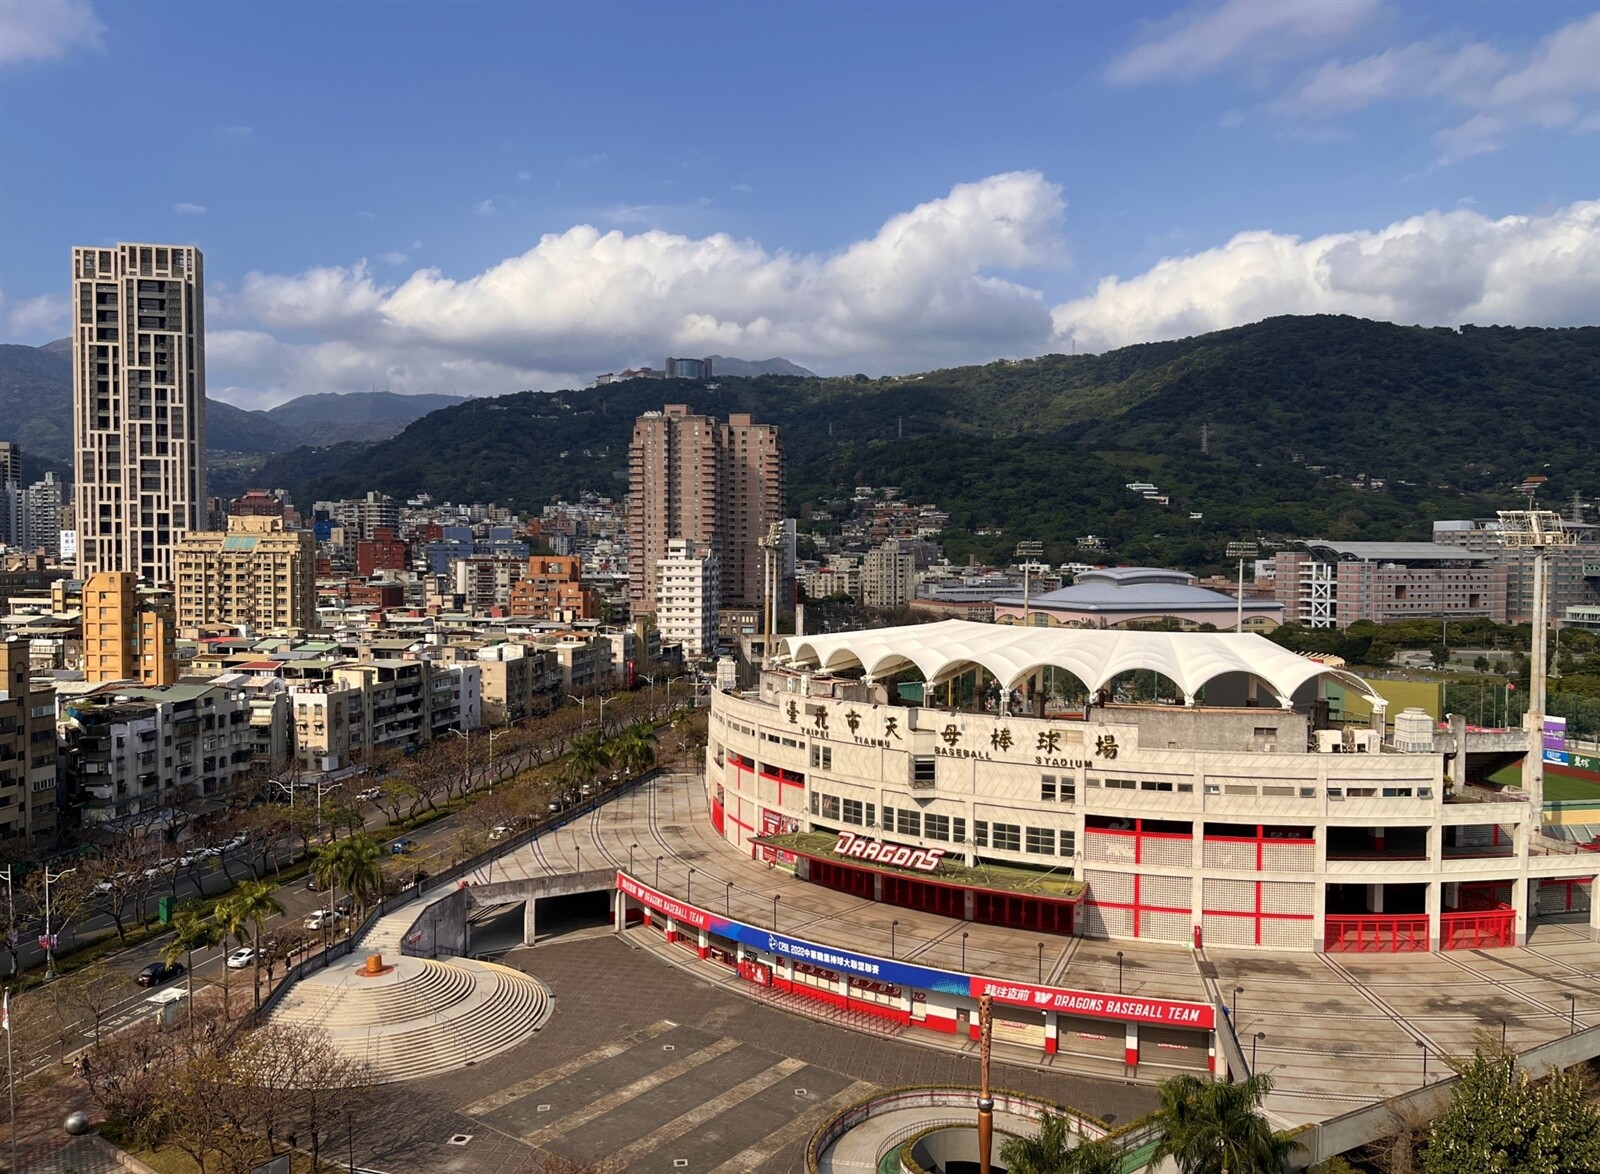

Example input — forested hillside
[246,315,1600,568]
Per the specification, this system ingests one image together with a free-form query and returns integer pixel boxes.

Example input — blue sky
[1,0,1596,406]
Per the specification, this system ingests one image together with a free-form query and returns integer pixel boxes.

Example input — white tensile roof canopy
[777,619,1382,710]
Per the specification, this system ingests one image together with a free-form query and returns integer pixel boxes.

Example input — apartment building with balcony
[0,638,57,841]
[62,682,256,826]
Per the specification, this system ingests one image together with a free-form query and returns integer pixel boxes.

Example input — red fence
[1324,914,1430,953]
[1440,905,1515,950]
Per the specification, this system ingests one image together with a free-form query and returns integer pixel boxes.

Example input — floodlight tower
[1226,541,1260,632]
[759,521,785,664]
[1497,509,1576,830]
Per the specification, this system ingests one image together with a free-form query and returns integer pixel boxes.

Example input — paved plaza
[353,934,1154,1174]
[457,772,1600,1127]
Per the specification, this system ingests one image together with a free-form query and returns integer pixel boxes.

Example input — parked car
[334,895,355,916]
[488,825,513,841]
[303,909,341,931]
[136,961,184,987]
[225,947,255,970]
[390,838,417,855]
[356,787,382,802]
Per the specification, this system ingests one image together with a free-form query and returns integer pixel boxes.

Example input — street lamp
[575,844,582,875]
[655,856,663,889]
[891,920,899,959]
[0,866,14,976]
[1226,541,1259,633]
[629,843,638,873]
[1116,950,1124,995]
[772,894,781,930]
[686,867,695,905]
[445,727,471,797]
[961,931,969,971]
[725,880,733,916]
[1037,942,1044,983]
[1565,992,1578,1034]
[43,865,76,980]
[1252,1032,1266,1072]
[1232,986,1243,1023]
[1417,1040,1429,1083]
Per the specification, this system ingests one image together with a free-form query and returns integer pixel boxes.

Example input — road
[8,795,480,1076]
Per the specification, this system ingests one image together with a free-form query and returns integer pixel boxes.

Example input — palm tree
[1000,1112,1123,1174]
[1150,1074,1297,1174]
[161,902,219,1032]
[315,832,385,916]
[608,723,657,780]
[566,728,612,788]
[216,879,283,1010]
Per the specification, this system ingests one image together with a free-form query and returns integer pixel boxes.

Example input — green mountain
[0,340,468,460]
[263,391,468,444]
[254,315,1599,568]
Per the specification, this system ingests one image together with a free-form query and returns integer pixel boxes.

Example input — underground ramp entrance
[529,889,613,943]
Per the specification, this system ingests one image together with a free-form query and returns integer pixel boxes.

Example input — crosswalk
[465,1018,878,1171]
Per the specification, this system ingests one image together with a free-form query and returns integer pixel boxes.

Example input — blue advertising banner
[714,920,971,995]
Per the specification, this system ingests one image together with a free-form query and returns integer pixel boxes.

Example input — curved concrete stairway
[270,954,553,1082]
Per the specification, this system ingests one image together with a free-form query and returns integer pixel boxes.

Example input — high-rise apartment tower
[72,243,206,585]
[626,404,783,614]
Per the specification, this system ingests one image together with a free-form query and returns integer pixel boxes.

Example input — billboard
[616,873,1216,1029]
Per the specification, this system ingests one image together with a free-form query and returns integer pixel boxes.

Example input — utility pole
[978,993,994,1174]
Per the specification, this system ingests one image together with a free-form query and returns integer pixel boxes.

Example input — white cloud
[1107,0,1378,84]
[377,251,408,266]
[208,172,1064,404]
[173,201,207,215]
[1,292,68,336]
[199,174,1599,408]
[0,0,104,66]
[1266,12,1600,162]
[732,183,755,194]
[516,169,531,182]
[1051,200,1600,353]
[473,198,496,217]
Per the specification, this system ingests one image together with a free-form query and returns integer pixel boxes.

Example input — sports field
[1489,761,1600,801]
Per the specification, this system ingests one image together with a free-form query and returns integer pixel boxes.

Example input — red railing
[1324,914,1430,953]
[1440,905,1515,950]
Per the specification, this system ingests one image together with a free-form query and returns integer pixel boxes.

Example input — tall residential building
[656,537,720,656]
[72,243,206,585]
[861,538,917,610]
[81,570,177,685]
[627,404,783,614]
[0,441,20,549]
[173,515,317,632]
[21,472,64,558]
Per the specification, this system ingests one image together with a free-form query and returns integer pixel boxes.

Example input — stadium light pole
[1226,541,1259,633]
[1497,510,1575,831]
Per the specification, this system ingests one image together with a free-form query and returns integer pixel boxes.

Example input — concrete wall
[400,885,469,959]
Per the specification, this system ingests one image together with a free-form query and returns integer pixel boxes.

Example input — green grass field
[1489,761,1600,802]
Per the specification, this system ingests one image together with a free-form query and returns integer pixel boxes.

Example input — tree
[608,723,657,779]
[1422,1048,1600,1174]
[1151,1073,1298,1174]
[1000,1112,1123,1174]
[565,728,612,788]
[163,902,221,1033]
[314,831,385,913]
[217,880,284,1009]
